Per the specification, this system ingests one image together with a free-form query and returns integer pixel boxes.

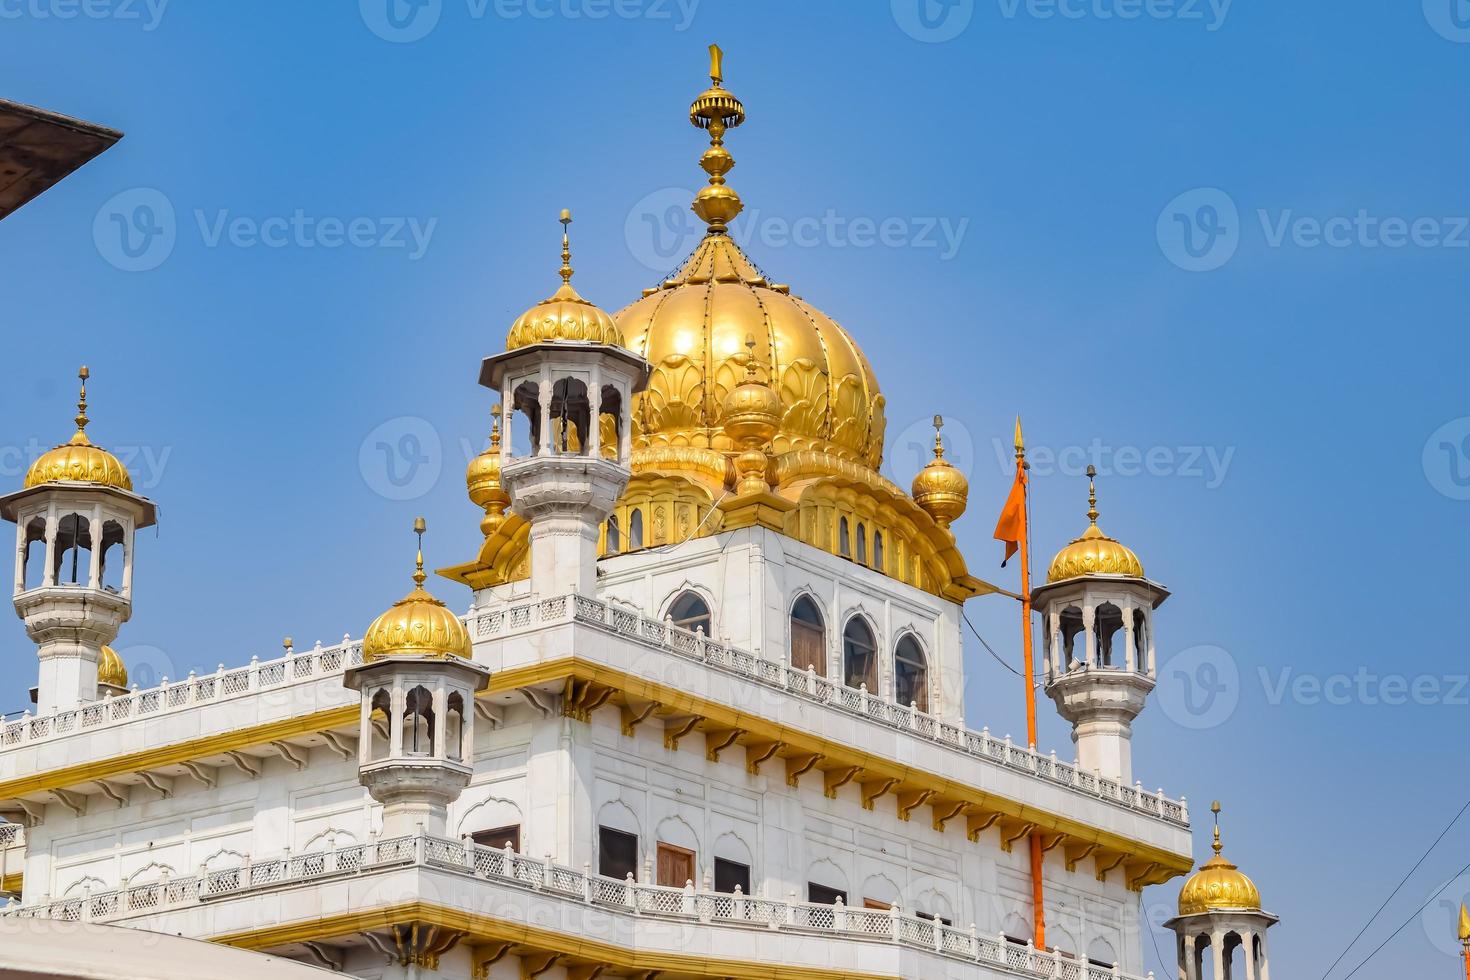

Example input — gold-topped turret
[466,404,511,535]
[362,518,472,662]
[912,416,969,529]
[1046,465,1145,582]
[505,210,624,350]
[97,644,128,690]
[1177,802,1263,915]
[24,366,134,492]
[689,44,745,234]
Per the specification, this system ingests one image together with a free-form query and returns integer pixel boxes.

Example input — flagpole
[1016,417,1046,950]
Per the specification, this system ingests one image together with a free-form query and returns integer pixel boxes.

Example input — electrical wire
[962,610,1040,689]
[1336,849,1470,980]
[1319,797,1470,980]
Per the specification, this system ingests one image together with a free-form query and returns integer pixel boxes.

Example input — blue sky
[3,2,1469,976]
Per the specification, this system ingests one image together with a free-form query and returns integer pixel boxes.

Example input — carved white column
[1211,931,1226,980]
[87,505,103,589]
[1082,604,1097,667]
[538,369,553,456]
[389,685,405,757]
[589,363,602,458]
[1242,930,1258,980]
[619,382,633,465]
[12,520,25,596]
[432,681,448,759]
[42,503,58,587]
[1257,931,1270,980]
[1121,604,1137,672]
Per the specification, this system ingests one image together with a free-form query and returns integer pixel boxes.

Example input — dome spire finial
[75,365,90,435]
[689,43,746,235]
[1086,464,1100,526]
[412,516,427,588]
[932,415,946,460]
[558,209,574,285]
[1211,800,1224,857]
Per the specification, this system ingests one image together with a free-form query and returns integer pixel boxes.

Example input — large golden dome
[1178,804,1263,915]
[617,233,886,467]
[25,368,133,492]
[363,520,472,662]
[505,211,623,351]
[1047,471,1144,583]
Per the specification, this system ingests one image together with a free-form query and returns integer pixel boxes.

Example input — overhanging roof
[0,98,121,221]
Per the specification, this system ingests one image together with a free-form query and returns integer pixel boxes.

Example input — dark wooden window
[471,825,520,852]
[714,857,750,894]
[790,596,826,676]
[656,842,695,888]
[599,826,638,880]
[808,882,847,905]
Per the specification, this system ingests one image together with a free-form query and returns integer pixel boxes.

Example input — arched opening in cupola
[99,520,126,593]
[446,691,465,762]
[403,685,435,756]
[368,689,392,760]
[510,379,541,457]
[1059,605,1086,669]
[605,514,621,555]
[53,513,92,586]
[1095,602,1124,668]
[628,509,645,551]
[837,517,851,558]
[549,377,590,455]
[22,517,46,591]
[598,384,623,460]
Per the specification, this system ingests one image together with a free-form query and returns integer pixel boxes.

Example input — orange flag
[993,460,1027,567]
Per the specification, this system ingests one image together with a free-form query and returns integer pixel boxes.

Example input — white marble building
[0,49,1277,980]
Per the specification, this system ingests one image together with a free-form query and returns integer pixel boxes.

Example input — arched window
[1133,610,1149,671]
[1087,938,1118,969]
[511,379,541,456]
[446,692,465,762]
[872,532,884,572]
[894,635,929,712]
[842,617,877,691]
[403,685,435,756]
[668,592,711,635]
[99,520,125,593]
[550,377,590,455]
[369,689,391,760]
[790,596,826,676]
[605,515,621,555]
[838,517,851,558]
[629,509,644,551]
[1060,605,1085,668]
[599,384,622,460]
[855,523,868,565]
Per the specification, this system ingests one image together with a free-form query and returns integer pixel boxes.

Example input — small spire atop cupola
[74,365,91,437]
[558,208,574,285]
[503,209,624,350]
[912,415,969,530]
[412,515,427,588]
[689,43,746,235]
[1086,463,1100,526]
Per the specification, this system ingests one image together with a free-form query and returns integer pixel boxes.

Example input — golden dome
[505,211,624,351]
[618,234,886,467]
[466,405,510,536]
[25,368,133,492]
[912,416,968,529]
[1047,469,1144,583]
[1178,804,1263,916]
[98,645,128,689]
[362,519,472,663]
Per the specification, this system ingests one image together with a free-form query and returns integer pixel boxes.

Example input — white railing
[0,832,1155,980]
[0,593,1186,828]
[0,639,366,749]
[481,594,1188,827]
[0,823,21,849]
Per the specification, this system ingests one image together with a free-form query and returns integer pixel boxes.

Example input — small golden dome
[466,405,511,535]
[98,645,128,689]
[1178,803,1263,916]
[362,519,472,663]
[912,416,968,529]
[1047,468,1144,583]
[505,210,624,351]
[24,367,133,492]
[722,336,783,447]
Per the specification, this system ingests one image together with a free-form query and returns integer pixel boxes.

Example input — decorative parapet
[0,594,1187,829]
[1,831,1158,980]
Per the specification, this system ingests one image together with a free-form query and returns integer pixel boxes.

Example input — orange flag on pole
[993,420,1028,566]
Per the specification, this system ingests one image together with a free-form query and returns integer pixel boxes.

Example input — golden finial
[1458,902,1470,943]
[1086,463,1099,526]
[490,403,503,448]
[1013,415,1024,458]
[283,636,293,653]
[558,209,573,285]
[689,44,746,235]
[932,415,946,459]
[1211,800,1224,857]
[75,365,91,435]
[412,516,427,588]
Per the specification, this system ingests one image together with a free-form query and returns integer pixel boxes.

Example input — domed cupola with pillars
[1165,802,1278,980]
[444,47,994,605]
[1030,466,1168,785]
[0,367,157,714]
